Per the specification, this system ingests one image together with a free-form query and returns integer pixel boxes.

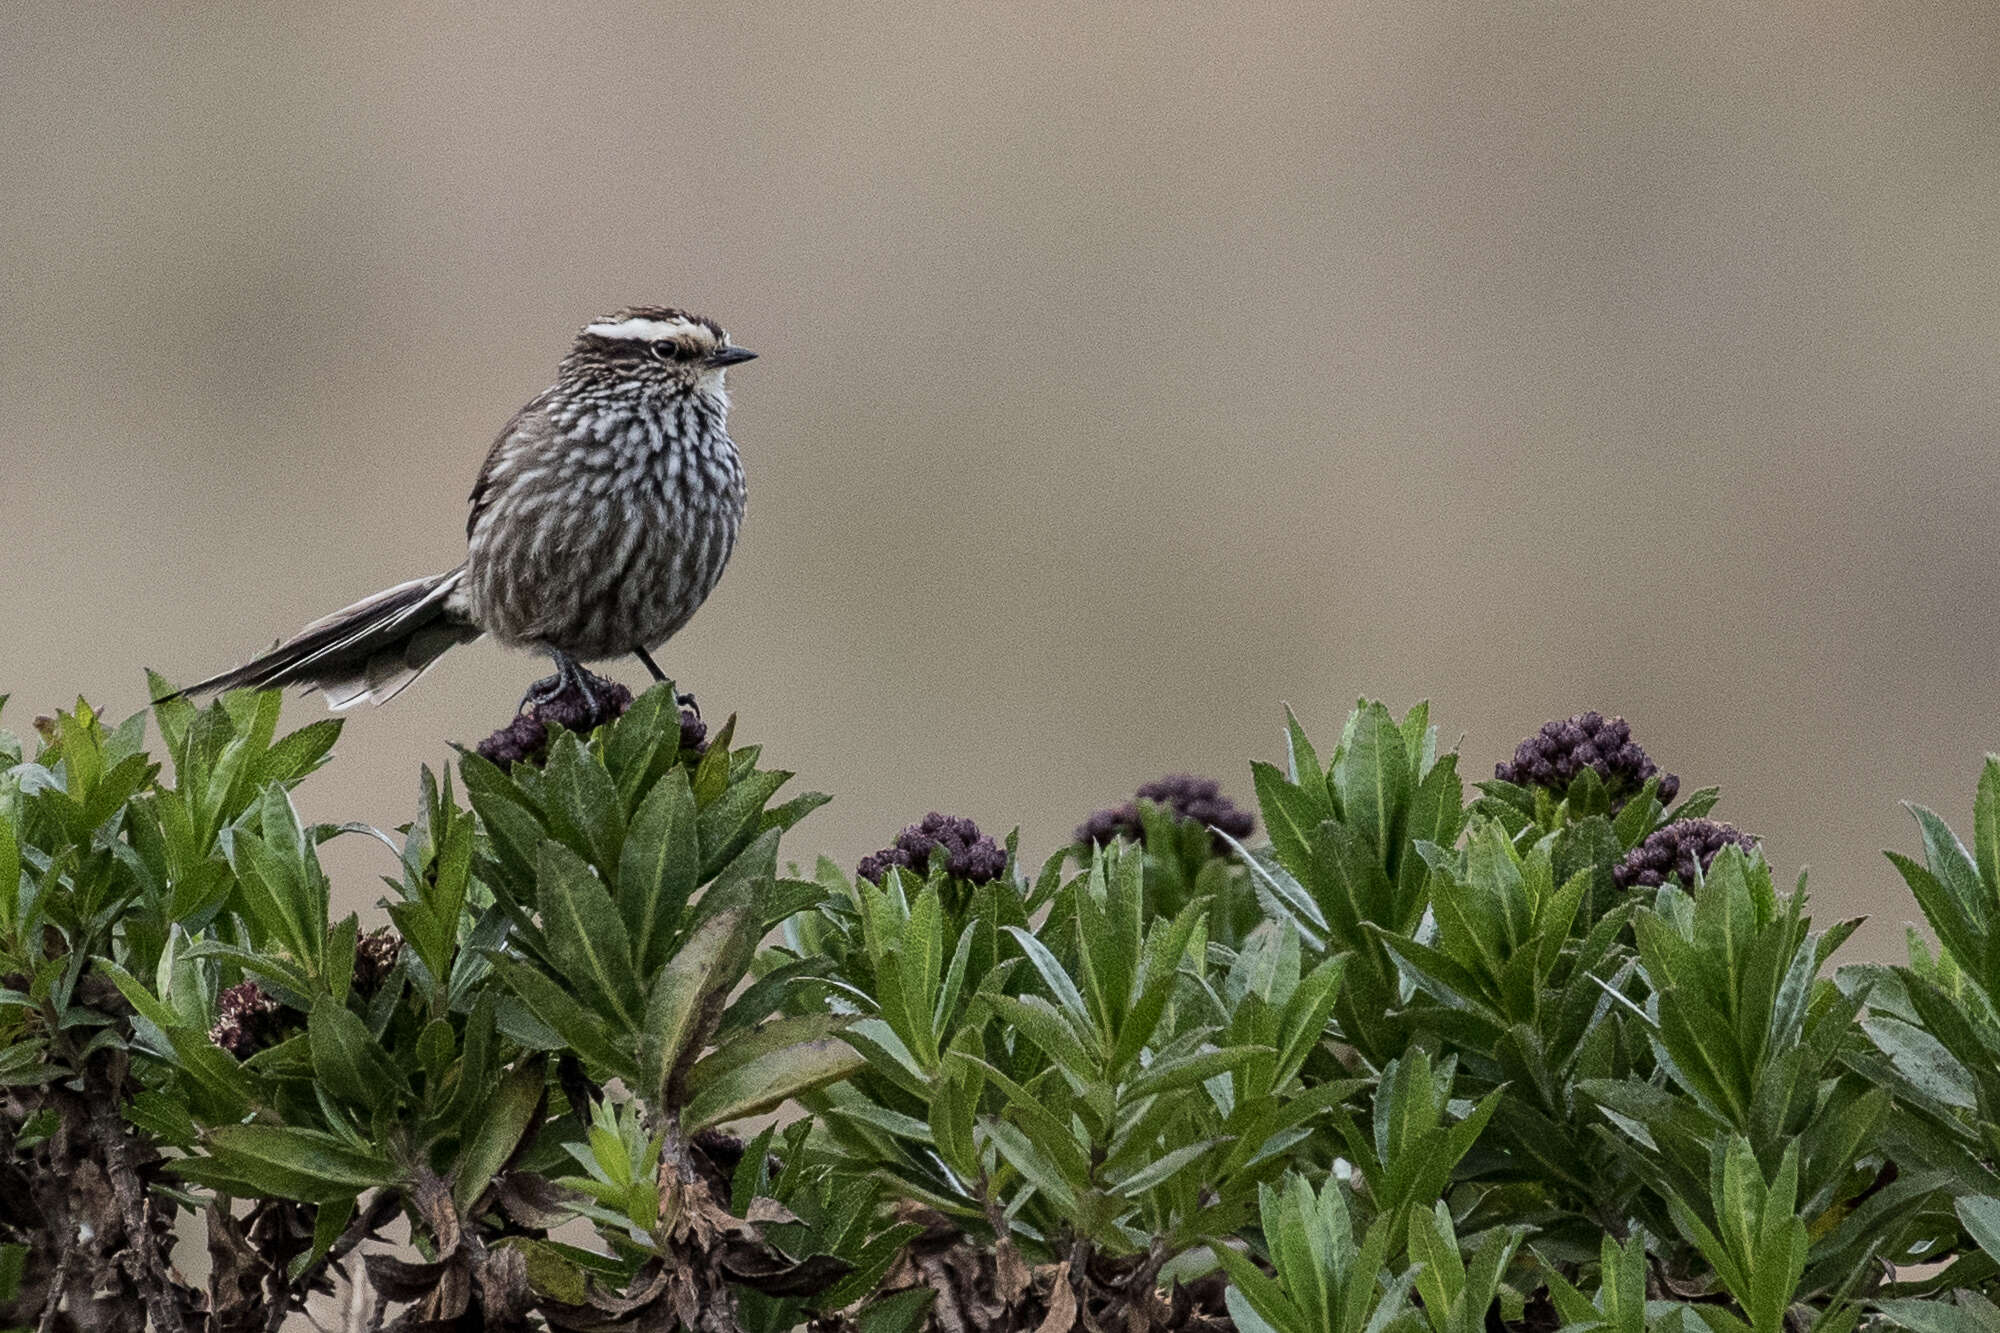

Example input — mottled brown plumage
[169,306,754,710]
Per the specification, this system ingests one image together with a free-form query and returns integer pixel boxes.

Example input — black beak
[707,346,758,368]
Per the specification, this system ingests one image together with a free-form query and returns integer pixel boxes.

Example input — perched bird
[167,306,755,711]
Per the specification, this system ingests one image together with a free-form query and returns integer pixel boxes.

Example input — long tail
[165,568,482,710]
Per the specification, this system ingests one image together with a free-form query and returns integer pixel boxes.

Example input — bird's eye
[651,341,681,362]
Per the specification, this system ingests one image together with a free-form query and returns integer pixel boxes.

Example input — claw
[518,674,564,715]
[521,649,600,716]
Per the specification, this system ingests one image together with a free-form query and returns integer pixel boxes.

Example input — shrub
[1,685,1997,1331]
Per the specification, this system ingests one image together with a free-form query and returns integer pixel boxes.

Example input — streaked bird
[167,306,754,711]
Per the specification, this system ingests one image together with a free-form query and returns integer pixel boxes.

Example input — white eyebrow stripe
[583,316,709,341]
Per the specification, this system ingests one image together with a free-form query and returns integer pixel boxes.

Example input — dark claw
[675,690,701,720]
[518,674,564,715]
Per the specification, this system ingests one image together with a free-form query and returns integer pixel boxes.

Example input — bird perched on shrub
[165,306,757,711]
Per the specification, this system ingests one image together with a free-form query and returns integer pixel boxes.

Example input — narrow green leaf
[1957,1195,2000,1261]
[683,1036,863,1131]
[541,732,627,873]
[981,1116,1080,1211]
[696,768,790,880]
[538,842,641,1029]
[176,1124,400,1203]
[615,768,699,975]
[1283,705,1324,789]
[1334,700,1409,865]
[488,957,631,1078]
[1126,1045,1268,1100]
[308,997,405,1112]
[453,1056,548,1211]
[1003,926,1094,1035]
[1977,758,2000,894]
[1109,1136,1224,1198]
[641,905,759,1102]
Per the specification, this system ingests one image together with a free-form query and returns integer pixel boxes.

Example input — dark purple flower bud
[857,812,1008,886]
[530,676,634,735]
[473,671,713,768]
[476,713,549,768]
[1077,774,1255,853]
[209,980,288,1060]
[1613,818,1759,891]
[352,927,402,1001]
[1495,712,1680,811]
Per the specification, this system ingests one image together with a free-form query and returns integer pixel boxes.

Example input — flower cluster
[208,980,287,1060]
[1076,774,1255,852]
[352,926,402,1000]
[476,674,706,768]
[1495,711,1679,809]
[209,929,406,1058]
[856,812,1008,886]
[1614,818,1759,890]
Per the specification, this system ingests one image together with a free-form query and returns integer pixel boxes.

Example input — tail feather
[167,568,481,710]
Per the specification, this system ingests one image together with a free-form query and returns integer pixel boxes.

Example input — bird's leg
[633,646,699,718]
[556,650,600,713]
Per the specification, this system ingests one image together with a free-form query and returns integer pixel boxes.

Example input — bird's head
[564,306,757,392]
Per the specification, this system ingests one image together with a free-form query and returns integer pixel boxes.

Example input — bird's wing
[468,397,555,541]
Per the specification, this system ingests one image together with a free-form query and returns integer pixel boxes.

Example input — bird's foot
[516,657,629,731]
[675,690,701,720]
[517,673,566,716]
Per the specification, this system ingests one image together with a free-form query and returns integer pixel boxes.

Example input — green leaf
[324,914,359,1005]
[1957,1195,2000,1261]
[1333,700,1409,865]
[176,1124,401,1203]
[0,807,17,935]
[855,1287,937,1333]
[1913,804,1989,939]
[1215,1243,1299,1333]
[1979,757,2000,893]
[1109,1136,1224,1198]
[537,842,641,1029]
[260,718,342,787]
[453,1055,548,1211]
[984,994,1096,1086]
[487,957,630,1078]
[1253,761,1324,883]
[952,1053,1092,1185]
[1284,705,1324,789]
[1127,1045,1267,1100]
[224,827,313,964]
[641,905,760,1102]
[696,768,791,880]
[308,997,405,1111]
[1004,925,1094,1035]
[682,1035,864,1131]
[1406,1201,1466,1321]
[1872,1296,2000,1333]
[541,732,627,873]
[929,1072,980,1181]
[981,1116,1080,1212]
[309,1197,354,1270]
[616,768,699,975]
[95,958,189,1038]
[458,752,551,888]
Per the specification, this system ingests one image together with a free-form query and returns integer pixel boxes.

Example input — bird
[166,305,756,713]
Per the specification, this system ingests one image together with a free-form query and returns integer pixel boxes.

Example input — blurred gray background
[4,3,1995,956]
